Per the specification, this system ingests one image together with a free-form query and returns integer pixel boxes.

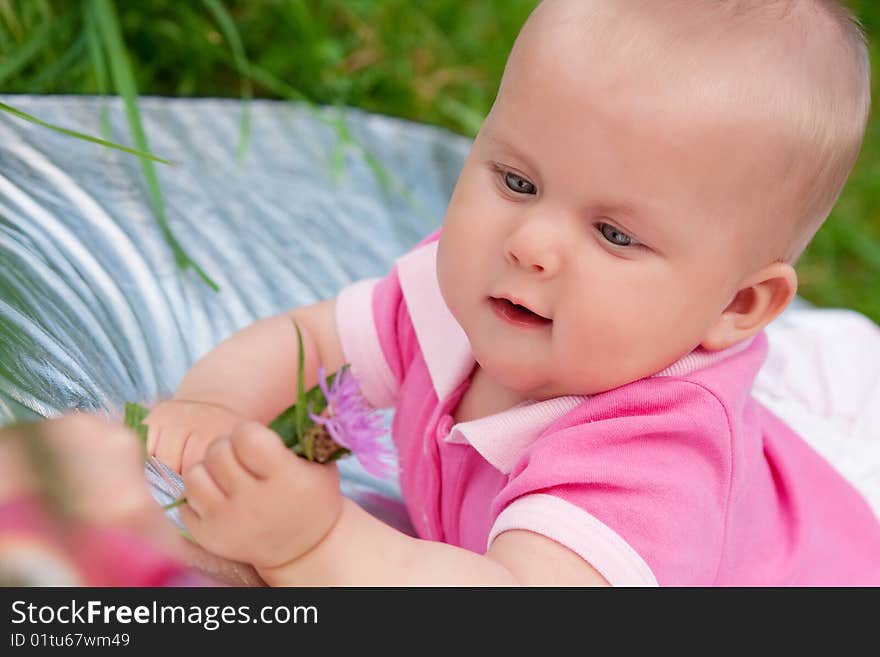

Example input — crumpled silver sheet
[0,94,470,534]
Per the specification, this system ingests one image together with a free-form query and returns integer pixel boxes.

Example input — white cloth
[754,306,880,518]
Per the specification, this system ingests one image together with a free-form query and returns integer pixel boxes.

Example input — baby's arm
[146,299,345,473]
[180,421,609,587]
[267,500,610,586]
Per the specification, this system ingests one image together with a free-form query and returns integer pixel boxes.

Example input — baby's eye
[597,222,636,247]
[504,171,536,195]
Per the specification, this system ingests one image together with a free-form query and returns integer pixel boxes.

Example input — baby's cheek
[559,312,657,390]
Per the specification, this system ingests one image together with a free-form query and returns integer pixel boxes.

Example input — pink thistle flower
[309,367,395,478]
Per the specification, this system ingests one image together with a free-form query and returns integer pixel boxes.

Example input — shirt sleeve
[334,270,406,409]
[334,230,441,409]
[488,379,735,587]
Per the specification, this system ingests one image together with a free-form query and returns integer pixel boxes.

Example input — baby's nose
[505,227,562,276]
[508,250,559,274]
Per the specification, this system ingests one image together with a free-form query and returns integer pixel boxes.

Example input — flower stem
[163,497,187,511]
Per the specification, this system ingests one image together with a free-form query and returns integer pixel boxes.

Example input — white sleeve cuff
[335,278,398,409]
[487,494,658,587]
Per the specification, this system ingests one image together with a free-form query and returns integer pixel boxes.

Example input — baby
[145,0,880,585]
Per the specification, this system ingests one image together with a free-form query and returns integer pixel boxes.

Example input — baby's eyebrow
[590,201,668,251]
[481,131,539,169]
[593,201,650,224]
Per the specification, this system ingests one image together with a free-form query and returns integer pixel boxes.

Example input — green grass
[0,0,878,322]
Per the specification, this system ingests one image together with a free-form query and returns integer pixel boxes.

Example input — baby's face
[437,8,783,400]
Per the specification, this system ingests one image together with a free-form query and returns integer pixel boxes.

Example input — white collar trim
[444,396,587,474]
[397,240,473,401]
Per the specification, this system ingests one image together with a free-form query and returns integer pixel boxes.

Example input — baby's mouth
[489,297,553,328]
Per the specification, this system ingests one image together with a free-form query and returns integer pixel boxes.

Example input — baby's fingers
[181,462,225,519]
[154,429,192,474]
[228,421,290,479]
[143,406,168,455]
[180,432,220,475]
[202,437,254,496]
[146,425,159,456]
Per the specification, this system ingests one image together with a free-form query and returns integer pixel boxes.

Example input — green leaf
[267,366,341,449]
[123,401,150,452]
[0,17,53,87]
[317,107,435,225]
[293,321,307,441]
[163,497,187,511]
[0,101,172,164]
[235,60,312,104]
[227,61,416,210]
[21,33,86,94]
[324,447,352,464]
[267,403,300,448]
[330,137,348,186]
[325,108,353,185]
[83,0,112,140]
[201,0,253,165]
[90,0,219,292]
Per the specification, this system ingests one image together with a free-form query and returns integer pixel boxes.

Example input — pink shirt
[336,233,880,586]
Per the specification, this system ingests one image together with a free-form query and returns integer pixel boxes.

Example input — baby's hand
[0,414,177,547]
[178,421,342,571]
[144,399,246,474]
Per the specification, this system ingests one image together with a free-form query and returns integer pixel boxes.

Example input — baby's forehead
[517,0,846,95]
[511,4,866,176]
[502,2,820,161]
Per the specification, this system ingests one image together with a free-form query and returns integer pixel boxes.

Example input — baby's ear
[700,262,798,352]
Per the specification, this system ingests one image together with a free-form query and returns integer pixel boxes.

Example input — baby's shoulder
[588,335,770,432]
[535,377,735,460]
[571,374,735,428]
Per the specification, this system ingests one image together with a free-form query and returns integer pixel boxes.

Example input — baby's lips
[491,293,552,320]
[489,297,553,327]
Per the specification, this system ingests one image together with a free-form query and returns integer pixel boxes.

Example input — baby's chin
[476,355,542,394]
[476,355,579,401]
[481,354,660,400]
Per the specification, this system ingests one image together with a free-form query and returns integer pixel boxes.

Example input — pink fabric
[335,232,880,586]
[0,496,206,586]
[336,278,397,408]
